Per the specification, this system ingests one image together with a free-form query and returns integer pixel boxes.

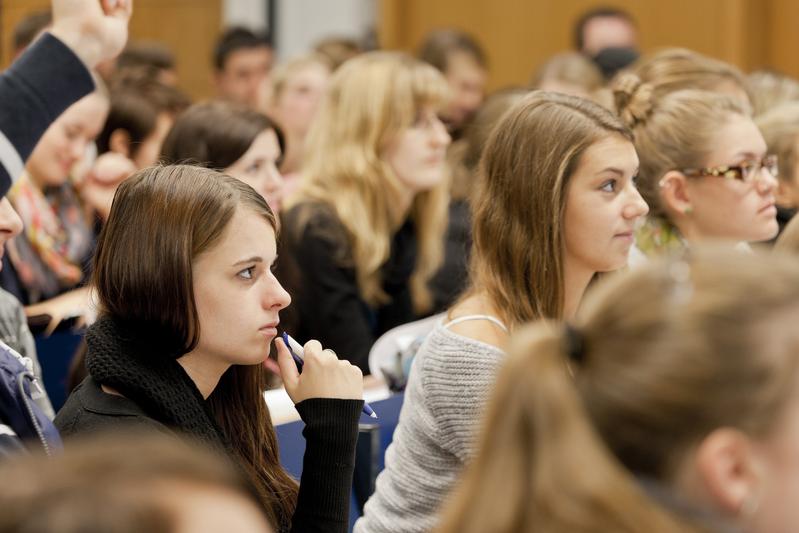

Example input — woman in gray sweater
[355,91,649,532]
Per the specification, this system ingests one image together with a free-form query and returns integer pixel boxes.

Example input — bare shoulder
[445,296,508,350]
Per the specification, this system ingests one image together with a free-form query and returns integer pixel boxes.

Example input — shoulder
[55,377,170,439]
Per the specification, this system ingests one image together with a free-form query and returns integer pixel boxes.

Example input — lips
[758,201,777,214]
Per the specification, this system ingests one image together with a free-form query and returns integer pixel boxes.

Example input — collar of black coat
[84,316,227,449]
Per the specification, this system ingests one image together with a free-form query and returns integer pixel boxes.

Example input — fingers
[44,313,63,337]
[274,338,299,390]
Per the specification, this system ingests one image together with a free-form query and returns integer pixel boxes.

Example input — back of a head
[161,101,280,170]
[755,100,799,191]
[117,41,176,72]
[470,90,631,323]
[314,36,363,71]
[0,432,271,533]
[214,27,272,71]
[747,70,799,118]
[417,28,487,73]
[531,52,604,97]
[625,48,750,106]
[612,73,747,220]
[439,247,799,533]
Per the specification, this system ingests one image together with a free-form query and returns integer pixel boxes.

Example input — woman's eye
[600,179,617,193]
[238,266,256,280]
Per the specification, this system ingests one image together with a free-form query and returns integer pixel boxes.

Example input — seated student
[612,76,778,258]
[314,36,363,71]
[355,91,648,533]
[279,52,451,373]
[755,102,799,236]
[530,51,604,99]
[3,88,108,321]
[747,70,799,118]
[0,0,131,199]
[267,54,332,195]
[573,7,639,79]
[417,29,488,139]
[55,165,364,532]
[429,87,528,313]
[0,432,274,533]
[160,101,285,212]
[214,27,274,111]
[82,72,190,221]
[438,247,799,533]
[116,41,179,86]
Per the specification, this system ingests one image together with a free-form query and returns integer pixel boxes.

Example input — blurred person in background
[214,27,274,111]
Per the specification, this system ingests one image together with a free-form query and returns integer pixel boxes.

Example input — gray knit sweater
[355,320,505,533]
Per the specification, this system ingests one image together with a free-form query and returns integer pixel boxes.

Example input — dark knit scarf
[84,316,228,449]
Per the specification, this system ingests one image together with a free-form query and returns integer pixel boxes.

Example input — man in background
[213,27,274,110]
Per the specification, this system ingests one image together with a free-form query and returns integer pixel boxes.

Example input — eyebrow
[596,167,630,177]
[232,256,263,267]
[732,151,763,160]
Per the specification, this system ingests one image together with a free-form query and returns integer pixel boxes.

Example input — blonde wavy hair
[288,51,450,312]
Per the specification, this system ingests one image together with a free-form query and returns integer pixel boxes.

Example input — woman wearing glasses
[613,74,779,257]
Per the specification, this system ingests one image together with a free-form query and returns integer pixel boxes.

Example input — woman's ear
[109,129,132,158]
[658,170,693,216]
[694,428,762,517]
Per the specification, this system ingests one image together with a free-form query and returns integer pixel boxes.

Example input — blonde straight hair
[467,91,632,324]
[289,51,450,312]
[438,248,799,533]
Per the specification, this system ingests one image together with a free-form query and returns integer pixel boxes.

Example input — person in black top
[55,165,364,533]
[280,52,451,374]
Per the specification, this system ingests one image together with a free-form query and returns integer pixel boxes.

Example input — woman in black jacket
[55,164,364,533]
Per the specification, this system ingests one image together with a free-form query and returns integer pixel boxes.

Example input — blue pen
[282,332,378,419]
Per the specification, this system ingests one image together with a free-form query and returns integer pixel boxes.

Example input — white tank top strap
[442,314,509,333]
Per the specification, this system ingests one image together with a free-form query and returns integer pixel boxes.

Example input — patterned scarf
[7,174,93,302]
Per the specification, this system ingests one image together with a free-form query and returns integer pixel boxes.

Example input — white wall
[223,0,377,59]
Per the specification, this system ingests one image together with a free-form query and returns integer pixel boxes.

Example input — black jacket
[55,317,363,533]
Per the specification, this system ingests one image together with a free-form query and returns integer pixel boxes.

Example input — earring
[684,206,693,215]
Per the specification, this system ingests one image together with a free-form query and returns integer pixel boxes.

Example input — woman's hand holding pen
[275,338,363,404]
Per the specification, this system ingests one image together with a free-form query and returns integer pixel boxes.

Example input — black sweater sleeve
[0,33,94,198]
[290,398,363,533]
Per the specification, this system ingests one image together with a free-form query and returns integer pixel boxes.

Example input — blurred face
[27,93,109,187]
[216,46,273,109]
[581,15,638,56]
[225,129,284,212]
[384,106,451,194]
[0,199,23,268]
[190,207,290,368]
[132,112,174,169]
[564,135,649,273]
[776,138,799,208]
[683,114,778,243]
[273,63,330,137]
[443,51,487,130]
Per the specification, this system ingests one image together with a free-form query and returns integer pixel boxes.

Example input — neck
[562,260,595,319]
[176,351,230,399]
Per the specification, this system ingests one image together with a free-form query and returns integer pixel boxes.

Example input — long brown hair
[92,165,297,529]
[468,90,632,325]
[438,247,799,533]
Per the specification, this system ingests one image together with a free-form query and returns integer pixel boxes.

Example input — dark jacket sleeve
[0,33,94,198]
[290,398,363,533]
[282,210,376,373]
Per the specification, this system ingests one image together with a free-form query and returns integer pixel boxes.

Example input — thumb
[275,338,300,392]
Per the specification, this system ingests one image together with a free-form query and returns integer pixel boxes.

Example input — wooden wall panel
[379,0,771,91]
[2,0,222,101]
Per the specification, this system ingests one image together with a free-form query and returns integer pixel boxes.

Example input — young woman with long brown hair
[355,90,649,533]
[55,165,364,533]
[438,247,799,533]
